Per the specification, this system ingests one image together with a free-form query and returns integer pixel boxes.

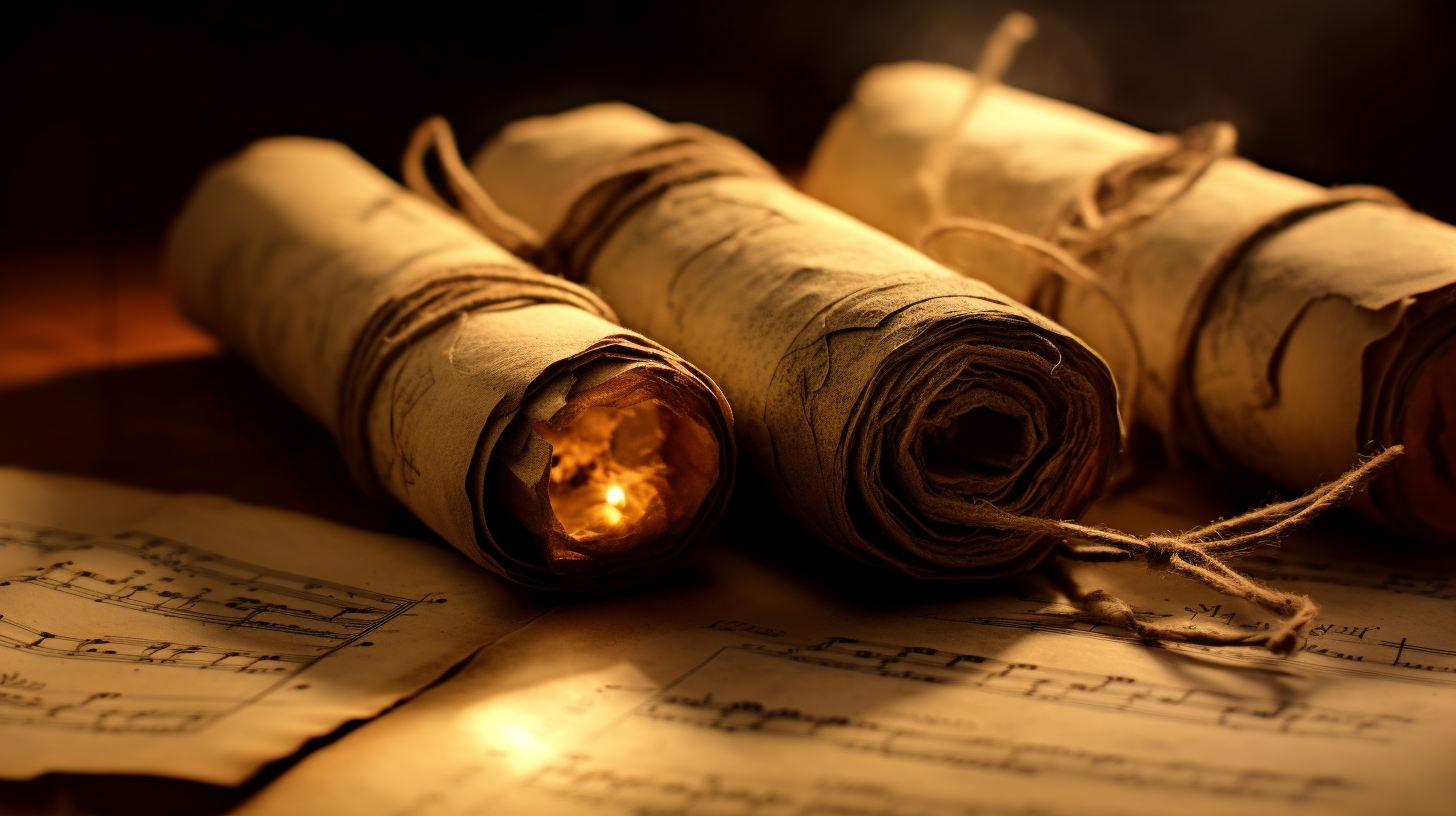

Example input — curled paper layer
[165,138,734,589]
[465,103,1122,580]
[805,62,1456,540]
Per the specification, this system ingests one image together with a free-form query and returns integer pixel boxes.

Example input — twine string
[402,116,544,260]
[913,14,1406,470]
[994,445,1402,654]
[533,123,780,281]
[916,12,1037,222]
[908,13,1410,654]
[913,14,1234,430]
[1048,121,1238,265]
[918,217,1145,428]
[917,123,1237,432]
[408,108,1404,655]
[335,269,616,500]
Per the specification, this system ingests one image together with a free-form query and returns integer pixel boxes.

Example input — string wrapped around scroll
[805,29,1456,541]
[403,104,1407,653]
[165,137,734,590]
[434,103,1126,584]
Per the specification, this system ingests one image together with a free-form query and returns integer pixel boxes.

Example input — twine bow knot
[973,446,1402,654]
[1141,536,1191,566]
[399,70,1404,657]
[910,13,1409,655]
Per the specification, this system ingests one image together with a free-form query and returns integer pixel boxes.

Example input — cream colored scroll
[462,103,1122,582]
[164,138,733,589]
[805,61,1456,540]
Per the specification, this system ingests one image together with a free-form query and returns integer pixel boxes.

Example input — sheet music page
[0,468,542,784]
[235,465,1456,816]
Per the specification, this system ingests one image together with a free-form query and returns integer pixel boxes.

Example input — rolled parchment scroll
[805,61,1456,540]
[461,103,1122,581]
[164,137,734,589]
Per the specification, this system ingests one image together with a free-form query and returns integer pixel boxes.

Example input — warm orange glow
[534,396,719,566]
[538,403,670,549]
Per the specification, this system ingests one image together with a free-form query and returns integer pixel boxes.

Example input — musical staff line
[921,602,1456,688]
[0,521,413,639]
[0,618,316,673]
[0,688,241,733]
[0,520,433,733]
[516,754,1080,816]
[1245,553,1454,601]
[637,691,1343,802]
[749,637,1410,740]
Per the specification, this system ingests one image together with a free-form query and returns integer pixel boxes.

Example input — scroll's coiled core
[507,123,1119,579]
[839,310,1118,578]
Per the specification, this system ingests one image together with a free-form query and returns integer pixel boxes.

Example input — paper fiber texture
[0,468,540,784]
[164,138,733,589]
[805,62,1456,539]
[468,103,1121,580]
[233,462,1456,816]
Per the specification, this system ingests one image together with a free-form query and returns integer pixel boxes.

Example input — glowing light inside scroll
[532,386,721,570]
[537,402,690,563]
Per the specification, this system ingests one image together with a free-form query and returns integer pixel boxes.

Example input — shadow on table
[0,354,431,540]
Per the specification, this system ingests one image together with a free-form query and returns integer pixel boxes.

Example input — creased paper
[805,62,1456,539]
[165,138,734,589]
[469,104,1122,579]
[0,468,539,783]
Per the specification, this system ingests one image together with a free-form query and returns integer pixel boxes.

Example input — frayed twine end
[1015,446,1403,655]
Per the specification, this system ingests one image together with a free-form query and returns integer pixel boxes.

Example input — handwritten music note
[234,463,1456,816]
[0,519,427,735]
[0,468,537,784]
[746,636,1411,739]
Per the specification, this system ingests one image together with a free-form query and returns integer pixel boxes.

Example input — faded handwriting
[640,693,1344,802]
[737,637,1411,739]
[0,520,431,733]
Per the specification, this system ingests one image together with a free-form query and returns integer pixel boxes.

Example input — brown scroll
[164,137,734,589]
[451,102,1123,583]
[805,59,1456,541]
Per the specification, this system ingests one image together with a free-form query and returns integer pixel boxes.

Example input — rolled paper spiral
[166,137,735,590]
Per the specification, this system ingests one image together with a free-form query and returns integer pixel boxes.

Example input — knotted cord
[917,15,1409,465]
[911,12,1409,653]
[919,218,1145,433]
[992,445,1402,653]
[402,115,544,260]
[409,106,1405,654]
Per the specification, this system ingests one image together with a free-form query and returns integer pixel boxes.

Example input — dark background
[3,0,1455,255]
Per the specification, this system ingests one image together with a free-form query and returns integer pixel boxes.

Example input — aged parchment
[0,468,541,784]
[164,138,733,589]
[232,461,1456,816]
[463,103,1121,581]
[805,61,1456,540]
